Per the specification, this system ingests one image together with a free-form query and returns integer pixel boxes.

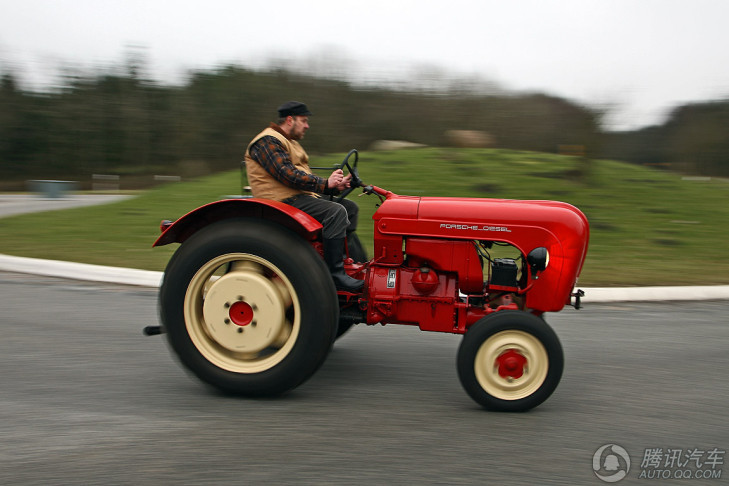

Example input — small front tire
[457,311,563,412]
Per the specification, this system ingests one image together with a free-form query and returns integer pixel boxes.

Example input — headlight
[527,247,549,274]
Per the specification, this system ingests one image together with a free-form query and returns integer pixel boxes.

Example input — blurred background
[1,5,728,484]
[1,0,728,189]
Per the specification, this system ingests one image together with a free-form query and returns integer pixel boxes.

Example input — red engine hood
[372,194,590,311]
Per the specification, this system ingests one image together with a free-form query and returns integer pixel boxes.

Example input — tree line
[602,100,729,177]
[1,62,727,189]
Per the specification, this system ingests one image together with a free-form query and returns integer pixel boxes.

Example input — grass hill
[1,147,728,286]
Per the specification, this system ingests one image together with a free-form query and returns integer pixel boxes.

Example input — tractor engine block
[366,265,459,332]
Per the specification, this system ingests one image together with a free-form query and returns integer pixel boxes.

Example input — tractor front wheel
[457,311,563,412]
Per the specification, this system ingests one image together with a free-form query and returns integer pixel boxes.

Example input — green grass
[1,147,728,286]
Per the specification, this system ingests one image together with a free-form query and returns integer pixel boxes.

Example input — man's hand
[327,169,351,191]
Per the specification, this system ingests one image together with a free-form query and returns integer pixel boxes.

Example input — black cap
[277,101,312,118]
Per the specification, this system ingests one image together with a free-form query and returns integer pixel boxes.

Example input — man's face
[289,116,309,140]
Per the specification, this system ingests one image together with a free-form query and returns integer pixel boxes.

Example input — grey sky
[1,0,727,129]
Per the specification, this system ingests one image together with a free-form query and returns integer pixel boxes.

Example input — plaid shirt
[248,127,332,195]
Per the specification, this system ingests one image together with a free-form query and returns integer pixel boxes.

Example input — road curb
[0,254,163,288]
[1,253,728,303]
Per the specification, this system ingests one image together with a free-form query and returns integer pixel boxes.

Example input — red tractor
[151,150,589,411]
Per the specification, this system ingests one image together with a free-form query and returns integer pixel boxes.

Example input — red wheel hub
[495,349,527,379]
[229,301,254,326]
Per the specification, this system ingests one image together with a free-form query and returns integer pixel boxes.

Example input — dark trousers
[284,195,358,239]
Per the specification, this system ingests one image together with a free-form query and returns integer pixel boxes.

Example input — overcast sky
[1,0,728,130]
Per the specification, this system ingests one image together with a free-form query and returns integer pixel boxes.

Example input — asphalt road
[1,272,727,485]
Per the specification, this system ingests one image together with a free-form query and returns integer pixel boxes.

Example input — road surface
[1,272,727,485]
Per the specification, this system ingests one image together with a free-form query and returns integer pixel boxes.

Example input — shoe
[323,237,364,292]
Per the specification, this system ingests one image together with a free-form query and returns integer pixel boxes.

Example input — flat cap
[277,101,312,118]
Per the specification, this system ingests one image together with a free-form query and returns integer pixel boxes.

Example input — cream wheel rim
[184,253,299,373]
[474,330,548,401]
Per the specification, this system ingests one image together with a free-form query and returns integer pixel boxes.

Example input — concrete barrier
[26,180,78,198]
[92,174,120,192]
[154,175,182,183]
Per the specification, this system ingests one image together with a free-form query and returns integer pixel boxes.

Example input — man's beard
[290,122,306,140]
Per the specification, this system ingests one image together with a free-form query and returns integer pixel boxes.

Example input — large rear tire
[159,218,338,396]
[457,311,563,412]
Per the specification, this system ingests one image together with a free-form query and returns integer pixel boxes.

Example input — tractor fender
[153,197,323,247]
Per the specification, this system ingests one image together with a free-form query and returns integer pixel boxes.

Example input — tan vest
[244,127,317,201]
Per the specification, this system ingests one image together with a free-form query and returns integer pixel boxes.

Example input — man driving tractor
[243,101,364,292]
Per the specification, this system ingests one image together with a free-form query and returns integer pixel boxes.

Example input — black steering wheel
[333,149,363,202]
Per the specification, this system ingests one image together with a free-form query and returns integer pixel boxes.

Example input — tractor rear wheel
[159,218,338,396]
[457,310,563,412]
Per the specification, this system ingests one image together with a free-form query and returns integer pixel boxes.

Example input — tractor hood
[372,194,590,311]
